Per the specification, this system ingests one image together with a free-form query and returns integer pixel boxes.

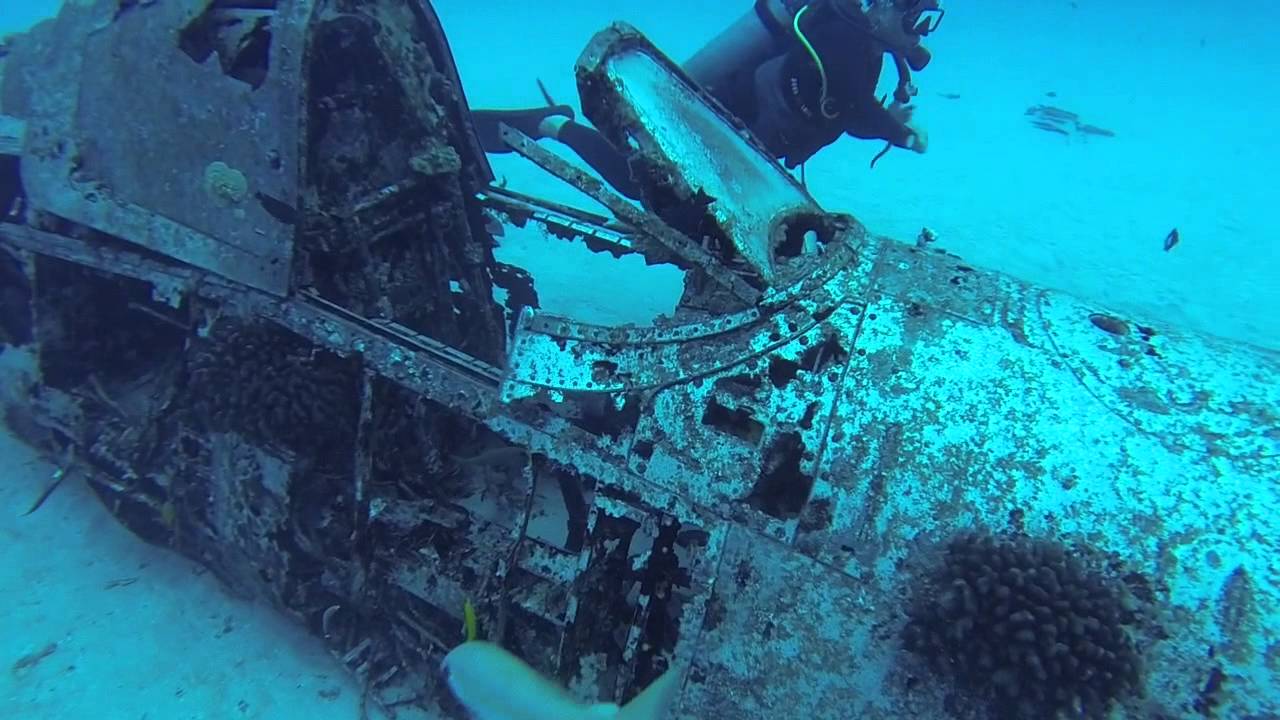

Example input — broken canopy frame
[574,24,827,290]
[1,3,1278,718]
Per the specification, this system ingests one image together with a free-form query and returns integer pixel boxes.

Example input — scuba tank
[682,0,798,96]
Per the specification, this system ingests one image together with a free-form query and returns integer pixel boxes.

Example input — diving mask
[901,0,944,37]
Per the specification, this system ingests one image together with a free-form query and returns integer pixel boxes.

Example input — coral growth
[902,531,1146,719]
[185,319,359,456]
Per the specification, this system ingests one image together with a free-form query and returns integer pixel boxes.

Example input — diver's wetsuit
[743,0,917,167]
[473,0,916,198]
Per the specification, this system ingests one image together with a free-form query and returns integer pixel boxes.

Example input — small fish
[11,642,57,674]
[443,641,680,720]
[1077,123,1116,138]
[24,466,70,516]
[1163,227,1180,252]
[1027,104,1079,122]
[463,599,479,642]
[103,576,139,590]
[1030,120,1070,136]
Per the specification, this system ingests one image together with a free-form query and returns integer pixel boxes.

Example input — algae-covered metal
[0,2,1276,719]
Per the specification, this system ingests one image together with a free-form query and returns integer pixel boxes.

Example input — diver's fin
[472,105,575,153]
[536,78,558,107]
[615,666,681,720]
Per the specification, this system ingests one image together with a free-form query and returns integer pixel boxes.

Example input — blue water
[438,0,1279,348]
[1,1,1277,718]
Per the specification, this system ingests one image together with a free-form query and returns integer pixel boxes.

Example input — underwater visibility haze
[0,1,1276,719]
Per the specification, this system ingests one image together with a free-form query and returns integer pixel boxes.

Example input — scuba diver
[471,0,944,200]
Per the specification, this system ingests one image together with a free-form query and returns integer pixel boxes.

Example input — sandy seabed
[1,1,1276,717]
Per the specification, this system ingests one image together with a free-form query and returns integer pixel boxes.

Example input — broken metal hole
[591,360,619,385]
[632,519,684,681]
[575,392,641,439]
[676,527,710,547]
[775,233,805,259]
[701,399,764,445]
[34,256,187,390]
[491,263,540,326]
[798,402,820,430]
[0,246,33,347]
[774,225,807,259]
[535,465,588,553]
[178,7,274,89]
[1089,313,1130,336]
[714,373,762,396]
[798,335,846,374]
[747,432,813,519]
[767,356,801,389]
[226,18,271,88]
[812,306,836,323]
[774,213,829,259]
[797,497,833,533]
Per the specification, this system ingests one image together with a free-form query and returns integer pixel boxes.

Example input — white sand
[1,1,1276,718]
[0,350,365,719]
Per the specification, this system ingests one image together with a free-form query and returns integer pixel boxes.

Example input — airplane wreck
[0,1,1276,718]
